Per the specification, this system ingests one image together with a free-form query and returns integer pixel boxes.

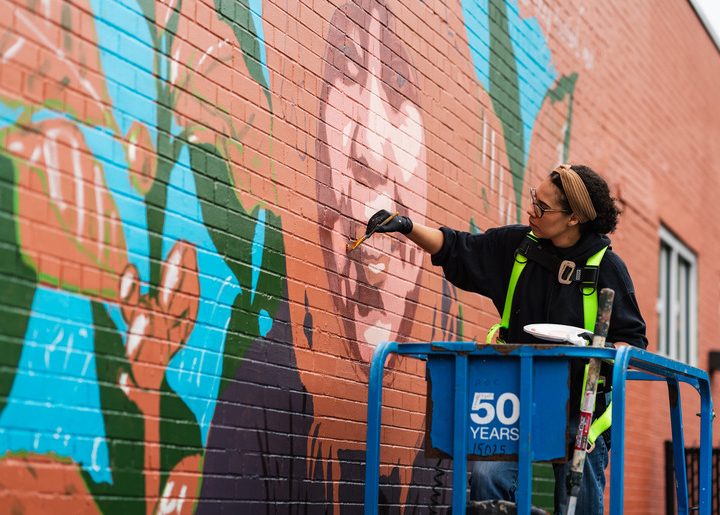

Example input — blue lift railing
[364,342,713,515]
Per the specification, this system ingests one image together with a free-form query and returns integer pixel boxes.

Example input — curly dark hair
[550,165,620,234]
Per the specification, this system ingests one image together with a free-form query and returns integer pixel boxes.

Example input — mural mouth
[334,215,421,320]
[362,251,390,287]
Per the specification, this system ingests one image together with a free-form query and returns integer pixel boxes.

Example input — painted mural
[0,0,574,513]
[462,0,579,223]
[0,0,283,512]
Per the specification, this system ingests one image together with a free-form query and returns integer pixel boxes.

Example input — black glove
[366,209,413,235]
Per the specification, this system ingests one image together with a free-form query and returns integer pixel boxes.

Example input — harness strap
[486,232,607,343]
[485,233,537,344]
[579,245,609,447]
[517,234,602,287]
[583,246,608,328]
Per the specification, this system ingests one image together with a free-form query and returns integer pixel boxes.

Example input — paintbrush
[346,212,398,252]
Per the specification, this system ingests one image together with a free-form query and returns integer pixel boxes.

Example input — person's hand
[366,209,413,235]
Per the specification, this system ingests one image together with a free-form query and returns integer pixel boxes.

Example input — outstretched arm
[406,223,444,255]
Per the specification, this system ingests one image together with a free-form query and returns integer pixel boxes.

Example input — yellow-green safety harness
[486,232,611,447]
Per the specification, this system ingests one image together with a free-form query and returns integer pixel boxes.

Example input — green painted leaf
[188,143,286,396]
[546,73,578,163]
[488,0,524,221]
[159,376,202,496]
[82,301,145,515]
[0,152,37,415]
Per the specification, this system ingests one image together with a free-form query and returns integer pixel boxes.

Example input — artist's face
[526,177,575,241]
[318,3,427,364]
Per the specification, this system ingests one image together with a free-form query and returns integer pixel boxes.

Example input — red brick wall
[0,0,718,513]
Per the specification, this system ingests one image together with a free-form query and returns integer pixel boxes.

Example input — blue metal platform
[364,342,713,514]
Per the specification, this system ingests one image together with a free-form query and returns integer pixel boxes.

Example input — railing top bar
[619,346,710,382]
[375,341,710,384]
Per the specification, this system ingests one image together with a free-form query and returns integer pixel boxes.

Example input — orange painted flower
[5,119,128,300]
[0,0,117,130]
[154,455,203,515]
[116,240,200,513]
[118,240,199,394]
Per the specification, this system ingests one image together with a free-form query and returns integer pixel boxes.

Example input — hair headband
[554,164,597,223]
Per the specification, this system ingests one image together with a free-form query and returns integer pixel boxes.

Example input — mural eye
[387,54,412,92]
[381,54,414,113]
[340,41,363,83]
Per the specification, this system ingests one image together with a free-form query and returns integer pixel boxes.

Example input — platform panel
[426,355,570,461]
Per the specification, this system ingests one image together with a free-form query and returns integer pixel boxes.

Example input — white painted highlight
[368,262,386,274]
[70,136,85,237]
[363,321,391,348]
[161,247,183,308]
[126,314,149,357]
[364,192,392,220]
[1,37,25,64]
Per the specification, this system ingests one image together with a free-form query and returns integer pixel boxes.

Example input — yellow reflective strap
[580,246,611,439]
[486,323,503,344]
[580,245,609,402]
[485,232,537,343]
[582,246,609,331]
[588,401,612,446]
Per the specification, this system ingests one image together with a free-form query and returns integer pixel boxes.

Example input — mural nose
[349,117,387,189]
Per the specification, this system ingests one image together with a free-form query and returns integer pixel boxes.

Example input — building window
[657,226,697,365]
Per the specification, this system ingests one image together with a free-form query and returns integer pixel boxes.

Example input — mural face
[317,2,427,366]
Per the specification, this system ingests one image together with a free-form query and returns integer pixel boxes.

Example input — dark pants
[470,435,609,515]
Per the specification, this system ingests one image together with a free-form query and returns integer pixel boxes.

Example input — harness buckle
[558,260,576,284]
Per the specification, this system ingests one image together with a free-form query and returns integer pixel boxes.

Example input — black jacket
[431,224,648,418]
[431,224,647,348]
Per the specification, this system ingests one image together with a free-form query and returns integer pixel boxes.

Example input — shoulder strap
[581,245,611,446]
[486,232,538,343]
[582,245,609,331]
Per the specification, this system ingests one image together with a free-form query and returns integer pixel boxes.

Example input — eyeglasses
[530,188,570,218]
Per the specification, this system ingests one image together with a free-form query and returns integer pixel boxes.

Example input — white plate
[523,323,591,346]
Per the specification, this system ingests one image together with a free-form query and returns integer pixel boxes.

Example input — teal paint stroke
[162,146,241,445]
[461,0,557,163]
[90,0,157,141]
[0,105,23,127]
[248,0,270,88]
[0,287,111,483]
[251,208,266,304]
[258,309,272,337]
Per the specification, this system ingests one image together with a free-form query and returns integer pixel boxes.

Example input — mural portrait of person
[300,0,453,510]
[316,0,427,370]
[0,0,580,512]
